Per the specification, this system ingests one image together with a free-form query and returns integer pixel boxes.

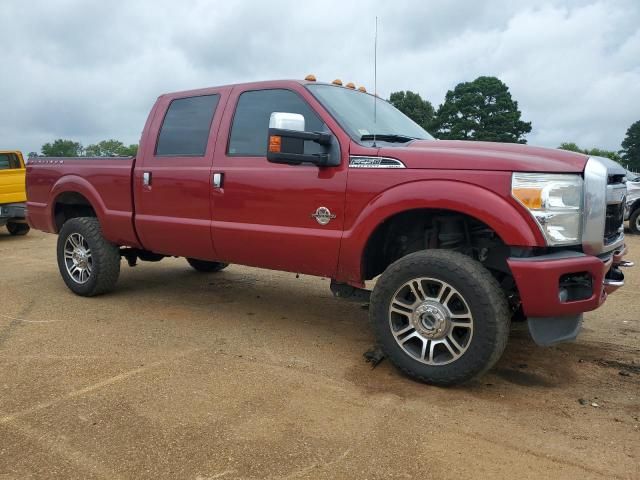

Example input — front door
[134,91,228,260]
[210,86,349,277]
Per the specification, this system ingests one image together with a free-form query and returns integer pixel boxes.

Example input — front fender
[337,179,545,284]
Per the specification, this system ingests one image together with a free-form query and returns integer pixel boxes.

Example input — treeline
[29,139,138,158]
[389,76,640,171]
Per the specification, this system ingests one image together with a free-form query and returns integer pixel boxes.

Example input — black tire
[186,258,229,273]
[369,250,510,386]
[629,208,640,234]
[57,217,120,296]
[6,222,30,236]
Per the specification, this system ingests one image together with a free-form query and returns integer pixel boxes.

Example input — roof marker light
[332,79,343,86]
[305,74,316,81]
[345,82,355,89]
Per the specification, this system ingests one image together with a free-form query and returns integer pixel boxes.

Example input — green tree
[587,148,621,163]
[41,139,83,157]
[389,91,435,131]
[85,139,138,157]
[558,142,582,153]
[558,143,622,162]
[621,120,640,171]
[433,76,532,143]
[120,144,138,156]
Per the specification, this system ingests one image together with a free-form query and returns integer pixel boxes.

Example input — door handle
[143,171,152,187]
[212,172,223,189]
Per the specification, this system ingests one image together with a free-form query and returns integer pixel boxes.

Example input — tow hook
[603,268,624,294]
[604,246,633,294]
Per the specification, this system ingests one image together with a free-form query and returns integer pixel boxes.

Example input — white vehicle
[625,170,640,233]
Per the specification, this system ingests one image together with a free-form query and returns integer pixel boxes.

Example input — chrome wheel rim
[63,233,92,284]
[388,277,474,365]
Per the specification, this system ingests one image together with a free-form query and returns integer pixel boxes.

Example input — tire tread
[369,250,510,386]
[57,217,120,296]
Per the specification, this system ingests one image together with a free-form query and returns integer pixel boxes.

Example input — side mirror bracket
[267,127,336,166]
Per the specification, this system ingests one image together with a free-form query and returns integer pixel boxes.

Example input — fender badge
[311,206,336,225]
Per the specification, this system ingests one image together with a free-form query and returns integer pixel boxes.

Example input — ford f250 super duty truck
[1,150,30,236]
[26,78,632,386]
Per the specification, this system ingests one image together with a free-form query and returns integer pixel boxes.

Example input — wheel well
[362,209,512,281]
[54,192,97,232]
[630,199,640,215]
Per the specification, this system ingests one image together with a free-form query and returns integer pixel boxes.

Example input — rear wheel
[7,222,30,236]
[630,208,640,234]
[186,258,229,273]
[57,217,120,296]
[369,250,510,386]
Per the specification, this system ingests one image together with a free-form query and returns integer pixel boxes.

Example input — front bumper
[507,245,631,318]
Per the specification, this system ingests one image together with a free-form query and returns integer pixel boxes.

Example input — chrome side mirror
[269,112,305,132]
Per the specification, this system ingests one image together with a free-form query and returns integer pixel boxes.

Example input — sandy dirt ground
[0,230,638,479]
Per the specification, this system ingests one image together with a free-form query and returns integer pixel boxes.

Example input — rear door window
[156,95,220,156]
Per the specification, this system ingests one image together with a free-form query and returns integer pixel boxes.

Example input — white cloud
[1,0,638,154]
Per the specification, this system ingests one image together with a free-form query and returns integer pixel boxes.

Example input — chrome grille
[605,175,626,247]
[583,156,626,255]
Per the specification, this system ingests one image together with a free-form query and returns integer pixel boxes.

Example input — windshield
[307,84,434,143]
[626,170,639,182]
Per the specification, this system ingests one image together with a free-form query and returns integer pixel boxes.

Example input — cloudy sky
[2,0,639,155]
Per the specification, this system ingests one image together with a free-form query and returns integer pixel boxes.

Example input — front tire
[186,258,229,273]
[57,217,120,296]
[629,209,640,234]
[369,250,510,386]
[7,222,30,236]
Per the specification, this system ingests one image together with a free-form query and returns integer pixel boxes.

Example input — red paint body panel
[133,86,232,260]
[26,158,140,247]
[24,79,618,321]
[338,150,546,284]
[390,140,588,172]
[507,255,610,317]
[208,82,352,276]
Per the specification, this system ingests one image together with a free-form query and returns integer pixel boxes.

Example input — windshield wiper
[360,133,417,143]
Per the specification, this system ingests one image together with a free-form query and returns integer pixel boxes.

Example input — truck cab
[0,150,30,236]
[25,78,632,386]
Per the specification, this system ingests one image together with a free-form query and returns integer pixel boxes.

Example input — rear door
[133,90,228,259]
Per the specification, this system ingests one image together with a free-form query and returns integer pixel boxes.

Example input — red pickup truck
[26,78,631,385]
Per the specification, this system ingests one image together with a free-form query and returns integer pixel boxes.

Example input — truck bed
[26,157,140,247]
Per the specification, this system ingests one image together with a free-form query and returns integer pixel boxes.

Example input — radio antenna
[373,16,378,148]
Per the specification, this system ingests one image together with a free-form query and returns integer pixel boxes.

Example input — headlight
[512,173,583,246]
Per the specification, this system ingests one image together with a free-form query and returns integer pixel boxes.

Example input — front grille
[605,202,624,243]
[609,174,626,184]
[604,174,626,246]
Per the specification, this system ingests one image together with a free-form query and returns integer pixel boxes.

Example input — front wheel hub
[413,302,449,339]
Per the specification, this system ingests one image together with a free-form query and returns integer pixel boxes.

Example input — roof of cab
[158,79,366,100]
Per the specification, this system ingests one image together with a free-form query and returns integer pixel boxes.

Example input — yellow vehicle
[0,150,30,235]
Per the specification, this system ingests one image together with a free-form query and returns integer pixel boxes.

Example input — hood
[378,140,588,173]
